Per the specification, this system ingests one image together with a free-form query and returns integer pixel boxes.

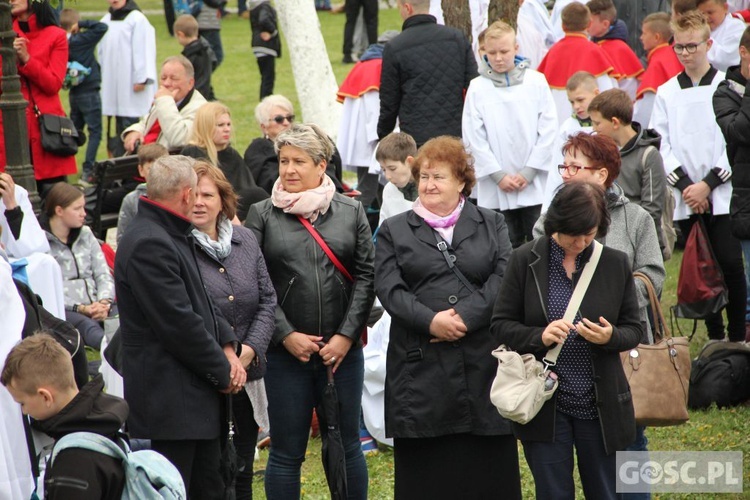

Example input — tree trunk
[442,0,472,41]
[488,0,519,29]
[275,0,341,138]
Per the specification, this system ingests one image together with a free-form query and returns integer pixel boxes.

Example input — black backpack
[14,279,88,389]
[688,341,750,409]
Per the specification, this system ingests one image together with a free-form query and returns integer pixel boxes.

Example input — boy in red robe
[634,12,684,126]
[587,0,645,100]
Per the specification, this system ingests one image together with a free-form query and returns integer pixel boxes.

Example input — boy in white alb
[542,71,598,209]
[463,20,557,247]
[698,0,747,71]
[650,11,746,342]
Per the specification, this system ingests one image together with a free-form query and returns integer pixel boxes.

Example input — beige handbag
[490,241,602,425]
[621,272,691,426]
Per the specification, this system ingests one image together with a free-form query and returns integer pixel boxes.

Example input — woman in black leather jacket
[245,123,375,500]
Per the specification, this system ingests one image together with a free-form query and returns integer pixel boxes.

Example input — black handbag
[25,76,81,157]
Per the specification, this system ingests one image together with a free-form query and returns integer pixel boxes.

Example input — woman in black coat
[491,182,642,500]
[375,137,520,499]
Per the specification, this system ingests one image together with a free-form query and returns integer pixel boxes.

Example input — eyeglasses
[557,164,600,176]
[672,41,707,54]
[270,114,295,124]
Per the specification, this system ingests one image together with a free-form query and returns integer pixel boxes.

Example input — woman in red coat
[0,0,77,195]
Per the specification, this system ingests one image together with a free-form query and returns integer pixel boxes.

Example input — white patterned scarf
[270,174,336,223]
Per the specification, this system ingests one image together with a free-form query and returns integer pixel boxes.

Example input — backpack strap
[50,432,127,467]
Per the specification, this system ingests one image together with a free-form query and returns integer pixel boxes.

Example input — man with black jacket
[115,155,245,496]
[713,24,750,341]
[377,0,477,147]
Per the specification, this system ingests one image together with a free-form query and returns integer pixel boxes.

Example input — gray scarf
[479,55,530,88]
[192,216,234,260]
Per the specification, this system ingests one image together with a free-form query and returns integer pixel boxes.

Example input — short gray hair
[162,55,195,79]
[274,123,334,165]
[254,94,294,126]
[147,155,197,201]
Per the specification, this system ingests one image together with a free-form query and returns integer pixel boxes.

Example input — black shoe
[342,55,355,64]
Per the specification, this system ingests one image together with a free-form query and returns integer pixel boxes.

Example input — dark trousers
[69,90,103,177]
[233,391,259,500]
[343,0,378,57]
[65,310,105,350]
[523,411,617,500]
[256,55,275,100]
[356,166,383,211]
[151,438,224,499]
[500,204,541,248]
[37,177,67,199]
[263,347,367,500]
[200,29,224,66]
[393,433,521,500]
[677,214,746,341]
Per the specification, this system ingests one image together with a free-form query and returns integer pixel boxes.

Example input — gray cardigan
[194,224,276,380]
[534,186,666,343]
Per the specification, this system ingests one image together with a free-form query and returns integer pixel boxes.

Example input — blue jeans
[69,90,103,177]
[740,240,750,322]
[523,411,617,500]
[264,346,367,500]
[620,426,650,499]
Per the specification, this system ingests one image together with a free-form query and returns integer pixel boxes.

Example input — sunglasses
[270,114,295,124]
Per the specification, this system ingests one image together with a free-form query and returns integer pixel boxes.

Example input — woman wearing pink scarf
[375,136,521,499]
[245,123,375,499]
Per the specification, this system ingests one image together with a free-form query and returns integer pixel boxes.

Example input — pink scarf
[271,175,336,223]
[412,196,465,245]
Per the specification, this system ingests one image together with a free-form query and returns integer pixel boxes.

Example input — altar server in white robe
[520,0,557,48]
[517,2,549,68]
[463,20,557,248]
[698,0,746,72]
[650,11,747,343]
[0,173,65,319]
[0,257,35,500]
[99,0,157,124]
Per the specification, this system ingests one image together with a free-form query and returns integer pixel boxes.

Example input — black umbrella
[220,395,245,500]
[317,351,348,500]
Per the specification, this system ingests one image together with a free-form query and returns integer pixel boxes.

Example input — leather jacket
[245,193,376,346]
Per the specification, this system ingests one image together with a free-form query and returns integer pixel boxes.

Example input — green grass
[74,2,750,497]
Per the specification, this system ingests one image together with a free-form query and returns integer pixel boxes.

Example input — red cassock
[537,33,616,89]
[598,39,644,80]
[636,43,684,100]
[0,15,77,181]
[336,58,383,103]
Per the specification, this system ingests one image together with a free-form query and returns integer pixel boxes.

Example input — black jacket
[490,237,642,455]
[181,37,216,101]
[250,2,281,58]
[375,204,513,438]
[245,194,375,346]
[34,376,128,500]
[114,198,237,440]
[67,20,107,93]
[377,14,477,146]
[713,65,750,239]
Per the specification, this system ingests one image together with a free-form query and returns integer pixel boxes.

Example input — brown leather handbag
[620,272,691,426]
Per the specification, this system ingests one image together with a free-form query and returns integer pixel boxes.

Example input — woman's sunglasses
[271,114,295,124]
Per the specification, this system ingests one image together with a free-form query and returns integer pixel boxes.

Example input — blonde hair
[483,20,515,42]
[274,123,334,166]
[566,71,598,92]
[671,9,710,40]
[189,102,232,166]
[643,12,673,42]
[1,334,76,395]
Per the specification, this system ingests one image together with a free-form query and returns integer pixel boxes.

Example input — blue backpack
[49,432,186,499]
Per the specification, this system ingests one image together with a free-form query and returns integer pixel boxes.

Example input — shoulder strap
[633,271,670,342]
[432,231,476,293]
[640,145,657,170]
[50,432,127,466]
[544,240,603,367]
[297,215,354,282]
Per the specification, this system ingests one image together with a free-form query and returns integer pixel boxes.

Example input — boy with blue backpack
[1,334,185,499]
[60,9,108,184]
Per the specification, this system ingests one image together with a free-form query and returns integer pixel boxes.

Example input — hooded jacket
[34,375,128,500]
[618,122,667,252]
[713,64,750,239]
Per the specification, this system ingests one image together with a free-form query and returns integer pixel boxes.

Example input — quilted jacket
[377,14,477,146]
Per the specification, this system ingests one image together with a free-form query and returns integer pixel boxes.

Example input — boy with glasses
[650,11,746,342]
